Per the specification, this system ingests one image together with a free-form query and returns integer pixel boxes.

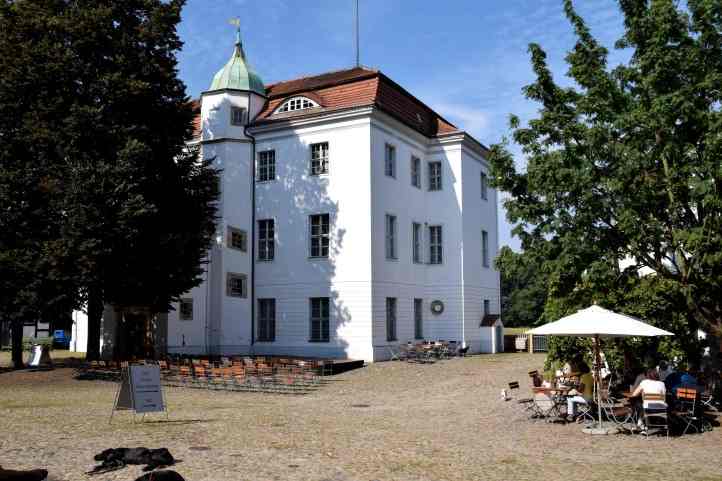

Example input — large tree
[489,0,722,368]
[0,0,218,367]
[495,245,549,327]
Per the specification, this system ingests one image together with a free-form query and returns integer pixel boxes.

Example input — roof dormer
[274,96,320,114]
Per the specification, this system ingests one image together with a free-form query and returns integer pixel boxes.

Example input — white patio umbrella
[527,305,673,434]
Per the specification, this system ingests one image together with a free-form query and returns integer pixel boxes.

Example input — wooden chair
[231,365,246,389]
[642,393,668,438]
[210,367,225,390]
[193,365,209,388]
[508,381,535,416]
[674,387,700,435]
[178,366,192,387]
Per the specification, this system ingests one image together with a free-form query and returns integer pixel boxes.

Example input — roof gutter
[244,110,256,349]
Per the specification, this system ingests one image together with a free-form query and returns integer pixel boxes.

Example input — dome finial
[229,17,243,56]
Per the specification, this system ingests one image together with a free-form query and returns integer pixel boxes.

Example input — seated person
[631,369,667,418]
[566,363,594,421]
[631,370,648,392]
[666,371,698,395]
[657,360,674,381]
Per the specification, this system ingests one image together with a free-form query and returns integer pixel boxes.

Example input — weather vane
[229,17,241,46]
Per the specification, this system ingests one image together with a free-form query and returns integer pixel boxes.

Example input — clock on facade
[430,300,444,315]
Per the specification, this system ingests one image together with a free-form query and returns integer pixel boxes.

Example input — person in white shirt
[631,371,647,392]
[631,369,667,421]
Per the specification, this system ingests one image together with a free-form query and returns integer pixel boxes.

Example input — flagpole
[354,0,360,67]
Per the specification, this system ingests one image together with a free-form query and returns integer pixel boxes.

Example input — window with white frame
[481,171,488,200]
[258,219,275,261]
[276,96,318,113]
[384,144,396,178]
[310,142,329,175]
[257,150,276,182]
[386,297,397,341]
[482,230,489,267]
[483,299,491,317]
[310,297,330,342]
[429,225,443,264]
[257,298,275,342]
[227,226,247,252]
[385,214,397,260]
[226,272,247,298]
[428,161,442,191]
[309,213,330,258]
[411,156,421,188]
[230,106,247,126]
[412,222,422,263]
[179,298,193,321]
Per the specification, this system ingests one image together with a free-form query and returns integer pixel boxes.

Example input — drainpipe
[244,103,256,350]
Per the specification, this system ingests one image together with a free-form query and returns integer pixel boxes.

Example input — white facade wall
[253,116,374,361]
[164,95,500,362]
[370,117,465,359]
[460,146,502,353]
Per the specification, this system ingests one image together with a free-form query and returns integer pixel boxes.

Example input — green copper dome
[209,32,265,95]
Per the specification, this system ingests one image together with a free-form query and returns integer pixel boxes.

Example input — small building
[480,313,504,354]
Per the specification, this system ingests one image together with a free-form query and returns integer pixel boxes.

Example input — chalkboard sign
[111,364,167,423]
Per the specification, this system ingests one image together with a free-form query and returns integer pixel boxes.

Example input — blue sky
[177,0,630,251]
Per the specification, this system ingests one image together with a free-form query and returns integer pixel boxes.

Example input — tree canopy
[488,0,722,368]
[495,246,548,327]
[0,0,219,366]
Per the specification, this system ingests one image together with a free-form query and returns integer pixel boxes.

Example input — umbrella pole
[595,335,603,431]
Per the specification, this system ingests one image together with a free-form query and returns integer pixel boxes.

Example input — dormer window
[276,96,319,113]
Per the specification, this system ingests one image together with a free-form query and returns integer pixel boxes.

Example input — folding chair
[531,388,559,420]
[447,341,458,358]
[508,381,535,415]
[674,387,700,435]
[387,344,401,361]
[642,393,669,438]
[700,386,717,413]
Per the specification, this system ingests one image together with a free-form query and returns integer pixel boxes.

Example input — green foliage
[0,0,219,365]
[22,337,53,350]
[544,269,703,375]
[495,246,548,327]
[488,0,722,371]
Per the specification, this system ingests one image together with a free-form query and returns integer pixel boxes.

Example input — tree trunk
[11,318,24,369]
[86,287,103,361]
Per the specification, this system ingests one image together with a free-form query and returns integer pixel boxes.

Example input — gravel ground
[1,353,721,481]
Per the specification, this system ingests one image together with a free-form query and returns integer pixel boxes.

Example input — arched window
[275,96,319,113]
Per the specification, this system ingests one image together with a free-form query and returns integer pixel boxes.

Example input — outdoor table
[532,386,571,419]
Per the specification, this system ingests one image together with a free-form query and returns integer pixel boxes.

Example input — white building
[72,32,502,362]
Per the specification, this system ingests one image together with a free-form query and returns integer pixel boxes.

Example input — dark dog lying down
[0,465,48,481]
[88,448,175,475]
[135,470,185,481]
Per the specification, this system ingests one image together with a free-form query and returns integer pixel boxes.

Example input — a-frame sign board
[110,363,168,424]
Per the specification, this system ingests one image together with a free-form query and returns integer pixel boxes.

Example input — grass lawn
[0,349,85,368]
[0,353,720,481]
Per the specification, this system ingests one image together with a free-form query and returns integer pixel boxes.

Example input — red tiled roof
[191,67,461,140]
[256,67,459,138]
